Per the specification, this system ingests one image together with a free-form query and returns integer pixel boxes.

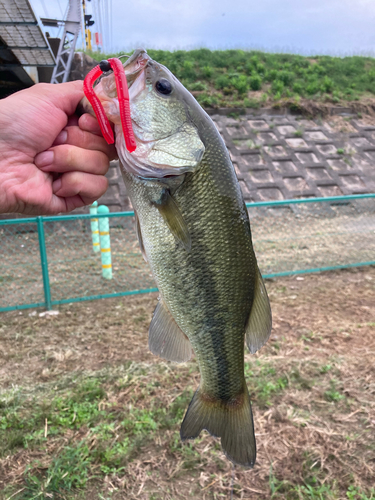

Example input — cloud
[31,0,375,56]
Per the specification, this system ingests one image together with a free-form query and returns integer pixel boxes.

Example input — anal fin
[246,265,272,354]
[149,299,192,363]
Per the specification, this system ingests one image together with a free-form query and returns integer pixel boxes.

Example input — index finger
[78,113,105,136]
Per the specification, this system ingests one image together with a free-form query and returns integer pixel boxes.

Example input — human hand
[0,80,117,215]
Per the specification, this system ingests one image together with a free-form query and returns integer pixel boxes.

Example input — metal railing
[0,194,374,312]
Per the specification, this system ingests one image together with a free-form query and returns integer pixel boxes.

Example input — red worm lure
[83,58,137,152]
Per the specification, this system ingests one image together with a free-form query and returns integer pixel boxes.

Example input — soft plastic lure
[83,58,136,152]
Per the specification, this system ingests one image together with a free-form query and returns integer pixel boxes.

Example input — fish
[81,49,272,467]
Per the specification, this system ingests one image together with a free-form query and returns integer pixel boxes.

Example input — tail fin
[180,385,256,467]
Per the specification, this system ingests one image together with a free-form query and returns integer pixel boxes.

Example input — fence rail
[1,194,374,312]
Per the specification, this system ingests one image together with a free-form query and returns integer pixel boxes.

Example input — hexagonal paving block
[316,144,337,155]
[243,154,265,166]
[327,159,352,171]
[233,163,243,178]
[226,126,248,136]
[339,175,366,189]
[265,145,287,157]
[248,119,269,130]
[304,131,328,141]
[352,154,371,170]
[298,119,317,128]
[352,119,374,128]
[232,139,259,150]
[272,161,299,174]
[364,151,375,161]
[277,125,296,135]
[239,180,252,199]
[257,187,284,200]
[318,185,343,196]
[249,170,274,183]
[351,137,372,147]
[295,152,319,163]
[270,117,290,124]
[286,138,308,148]
[284,177,309,191]
[256,132,278,144]
[306,168,332,180]
[222,117,240,126]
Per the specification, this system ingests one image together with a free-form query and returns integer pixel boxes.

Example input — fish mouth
[90,48,150,103]
[111,48,151,105]
[123,48,150,89]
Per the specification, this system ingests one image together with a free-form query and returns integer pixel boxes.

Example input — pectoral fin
[153,189,191,252]
[134,211,147,262]
[245,265,272,354]
[149,299,192,363]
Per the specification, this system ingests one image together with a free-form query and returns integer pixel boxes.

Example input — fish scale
[122,123,255,400]
[82,48,272,466]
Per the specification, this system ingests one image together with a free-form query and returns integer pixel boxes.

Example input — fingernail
[35,151,54,168]
[52,178,62,193]
[54,130,68,145]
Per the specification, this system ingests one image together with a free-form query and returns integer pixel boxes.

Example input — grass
[1,355,373,498]
[86,48,375,110]
[1,267,374,498]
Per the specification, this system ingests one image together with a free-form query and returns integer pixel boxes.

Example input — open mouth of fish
[122,48,150,94]
[80,48,205,178]
[97,49,150,109]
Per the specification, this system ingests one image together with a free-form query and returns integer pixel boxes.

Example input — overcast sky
[30,0,375,56]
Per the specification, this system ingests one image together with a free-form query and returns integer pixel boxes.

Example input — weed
[202,65,213,78]
[189,81,207,91]
[214,74,231,90]
[87,48,375,108]
[231,75,249,95]
[249,73,262,91]
[244,97,261,109]
[319,363,333,374]
[346,485,375,499]
[295,483,337,499]
[246,362,289,407]
[324,380,345,402]
[272,80,285,95]
[23,441,92,497]
[337,148,345,154]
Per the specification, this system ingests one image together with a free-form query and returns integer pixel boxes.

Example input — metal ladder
[50,0,81,84]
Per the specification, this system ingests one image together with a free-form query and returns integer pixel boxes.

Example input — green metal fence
[0,194,374,312]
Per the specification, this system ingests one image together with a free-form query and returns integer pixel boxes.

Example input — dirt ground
[0,266,374,499]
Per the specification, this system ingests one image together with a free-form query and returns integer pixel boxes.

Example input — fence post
[89,201,100,252]
[37,216,52,310]
[98,205,112,279]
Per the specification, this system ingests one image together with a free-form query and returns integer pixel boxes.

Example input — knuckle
[97,176,109,196]
[94,152,110,172]
[64,146,75,167]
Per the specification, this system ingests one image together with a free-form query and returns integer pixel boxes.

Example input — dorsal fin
[149,299,192,363]
[245,265,272,354]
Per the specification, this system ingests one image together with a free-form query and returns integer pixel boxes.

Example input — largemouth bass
[82,49,272,467]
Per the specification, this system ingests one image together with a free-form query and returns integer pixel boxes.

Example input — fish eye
[155,78,173,95]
